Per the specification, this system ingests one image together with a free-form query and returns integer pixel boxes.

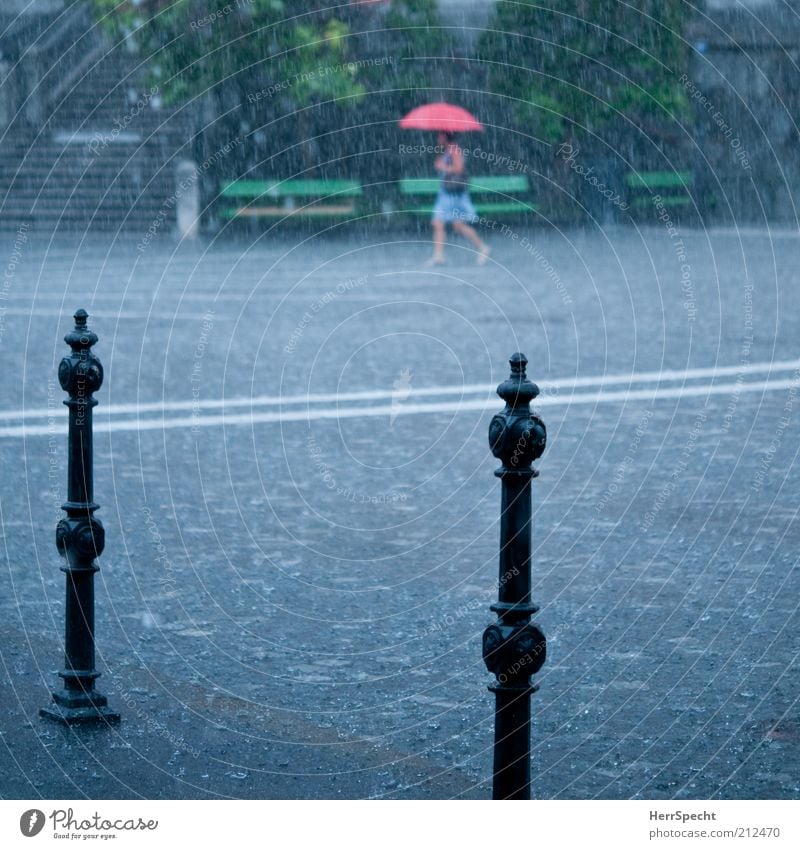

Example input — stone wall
[687,0,800,222]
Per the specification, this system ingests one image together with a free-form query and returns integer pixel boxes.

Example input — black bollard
[40,309,119,725]
[483,352,547,799]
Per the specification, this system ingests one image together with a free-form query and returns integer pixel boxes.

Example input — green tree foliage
[479,0,692,147]
[90,1,450,177]
[343,0,453,148]
[380,0,451,105]
[91,1,364,108]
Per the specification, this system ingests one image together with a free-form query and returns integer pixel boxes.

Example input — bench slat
[624,171,692,189]
[220,203,357,219]
[476,201,536,213]
[470,176,530,192]
[398,179,441,195]
[399,176,530,195]
[630,195,692,208]
[400,202,536,215]
[221,179,363,198]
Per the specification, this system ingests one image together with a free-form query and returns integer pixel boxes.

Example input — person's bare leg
[453,220,490,264]
[426,220,446,266]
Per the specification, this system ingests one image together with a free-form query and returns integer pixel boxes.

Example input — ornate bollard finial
[483,352,547,799]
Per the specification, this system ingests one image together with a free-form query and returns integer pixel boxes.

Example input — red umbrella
[399,102,483,133]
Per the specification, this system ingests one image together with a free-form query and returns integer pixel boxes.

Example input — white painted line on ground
[708,227,800,238]
[1,375,796,439]
[9,278,465,304]
[0,308,217,321]
[10,293,414,304]
[2,358,798,424]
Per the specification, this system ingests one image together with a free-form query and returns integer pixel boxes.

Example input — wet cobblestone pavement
[1,225,798,799]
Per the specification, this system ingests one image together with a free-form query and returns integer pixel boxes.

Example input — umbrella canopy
[399,102,483,133]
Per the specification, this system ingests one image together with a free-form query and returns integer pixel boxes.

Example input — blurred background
[0,0,797,234]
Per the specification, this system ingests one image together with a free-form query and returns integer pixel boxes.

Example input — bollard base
[40,703,121,726]
[40,690,120,725]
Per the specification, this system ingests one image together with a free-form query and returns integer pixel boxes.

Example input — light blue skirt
[432,189,478,224]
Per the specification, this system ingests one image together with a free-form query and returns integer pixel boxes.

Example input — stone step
[0,10,193,234]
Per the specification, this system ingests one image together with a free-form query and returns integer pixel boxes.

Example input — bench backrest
[221,179,363,199]
[624,171,693,190]
[399,175,530,195]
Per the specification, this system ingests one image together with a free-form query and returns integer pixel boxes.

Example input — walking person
[426,132,490,267]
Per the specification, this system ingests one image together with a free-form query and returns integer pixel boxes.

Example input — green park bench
[624,170,694,211]
[396,174,535,218]
[219,178,364,221]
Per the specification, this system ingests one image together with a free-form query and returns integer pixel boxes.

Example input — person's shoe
[424,255,445,267]
[477,245,491,266]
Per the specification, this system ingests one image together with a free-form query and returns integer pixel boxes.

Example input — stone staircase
[0,5,194,233]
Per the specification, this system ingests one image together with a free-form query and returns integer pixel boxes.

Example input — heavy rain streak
[0,0,798,833]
